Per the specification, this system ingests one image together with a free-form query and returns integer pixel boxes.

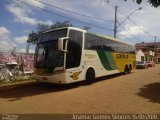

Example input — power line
[118,36,135,44]
[126,18,154,37]
[106,0,160,41]
[117,23,141,44]
[121,21,144,42]
[117,8,156,38]
[104,0,142,43]
[119,21,146,42]
[34,0,114,23]
[117,22,142,43]
[14,0,113,32]
[126,18,160,39]
[119,18,155,42]
[117,33,136,44]
[104,0,115,9]
[105,0,157,43]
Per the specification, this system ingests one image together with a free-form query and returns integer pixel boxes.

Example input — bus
[34,27,136,84]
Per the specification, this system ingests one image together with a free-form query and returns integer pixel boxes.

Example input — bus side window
[66,30,82,69]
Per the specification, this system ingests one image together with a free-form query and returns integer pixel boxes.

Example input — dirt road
[0,65,160,114]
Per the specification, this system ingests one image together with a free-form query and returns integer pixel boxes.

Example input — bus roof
[43,27,85,34]
[43,27,133,46]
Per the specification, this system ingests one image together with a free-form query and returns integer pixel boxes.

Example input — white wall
[149,51,155,56]
[136,50,145,61]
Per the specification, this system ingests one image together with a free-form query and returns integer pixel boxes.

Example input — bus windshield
[35,29,67,70]
[35,41,64,69]
[38,29,67,42]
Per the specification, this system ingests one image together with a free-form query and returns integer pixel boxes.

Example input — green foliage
[50,21,73,29]
[27,31,40,43]
[0,77,35,86]
[83,26,91,31]
[124,0,142,4]
[148,0,160,7]
[124,0,160,7]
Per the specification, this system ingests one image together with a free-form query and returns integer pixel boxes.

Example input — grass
[0,76,36,87]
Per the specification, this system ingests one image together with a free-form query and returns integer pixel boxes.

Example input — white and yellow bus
[34,27,136,84]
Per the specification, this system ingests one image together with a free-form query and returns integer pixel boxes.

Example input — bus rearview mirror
[58,37,69,52]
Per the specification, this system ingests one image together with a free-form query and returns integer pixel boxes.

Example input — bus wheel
[86,68,95,84]
[129,65,132,71]
[124,65,130,74]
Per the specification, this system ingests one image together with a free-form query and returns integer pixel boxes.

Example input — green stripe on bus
[97,51,117,70]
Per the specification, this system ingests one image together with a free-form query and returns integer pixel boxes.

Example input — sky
[0,0,160,53]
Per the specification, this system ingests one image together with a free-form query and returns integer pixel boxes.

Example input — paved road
[0,65,160,114]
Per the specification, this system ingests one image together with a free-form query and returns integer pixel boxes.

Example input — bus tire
[86,68,95,84]
[129,64,132,71]
[124,65,130,74]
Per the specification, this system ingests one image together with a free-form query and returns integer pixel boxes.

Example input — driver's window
[66,30,82,69]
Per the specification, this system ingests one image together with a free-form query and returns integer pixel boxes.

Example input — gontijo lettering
[116,54,129,59]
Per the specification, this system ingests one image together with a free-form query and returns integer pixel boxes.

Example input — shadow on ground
[137,83,160,103]
[0,73,123,100]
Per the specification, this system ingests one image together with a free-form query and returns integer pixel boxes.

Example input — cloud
[14,36,28,44]
[0,27,17,52]
[23,0,45,8]
[113,0,160,41]
[0,27,10,35]
[118,24,145,38]
[24,29,32,34]
[0,27,11,40]
[3,0,160,45]
[6,2,53,25]
[43,0,114,24]
[39,20,53,26]
[6,3,36,25]
[0,41,16,52]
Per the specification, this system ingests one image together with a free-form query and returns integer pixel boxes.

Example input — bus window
[66,30,82,69]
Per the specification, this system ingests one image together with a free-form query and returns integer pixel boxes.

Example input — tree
[83,26,91,31]
[50,21,73,29]
[124,0,160,7]
[27,21,91,43]
[27,21,73,43]
[148,0,160,7]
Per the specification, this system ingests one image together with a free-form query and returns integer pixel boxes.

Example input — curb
[0,80,36,91]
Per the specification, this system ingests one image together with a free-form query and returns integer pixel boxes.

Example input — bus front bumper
[33,73,68,84]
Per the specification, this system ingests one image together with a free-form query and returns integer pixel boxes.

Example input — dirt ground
[0,64,160,114]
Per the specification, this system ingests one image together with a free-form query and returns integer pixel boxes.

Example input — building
[0,52,34,74]
[135,42,160,63]
[136,49,145,61]
[157,48,160,62]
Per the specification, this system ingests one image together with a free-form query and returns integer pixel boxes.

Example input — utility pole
[113,6,142,38]
[114,5,117,38]
[154,36,157,62]
[26,44,29,54]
